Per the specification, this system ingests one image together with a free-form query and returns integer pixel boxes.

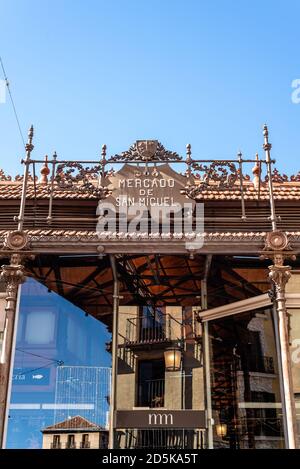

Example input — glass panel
[25,310,56,345]
[7,278,111,449]
[209,306,285,449]
[289,308,300,447]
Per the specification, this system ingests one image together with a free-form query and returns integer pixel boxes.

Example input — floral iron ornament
[182,161,239,198]
[110,140,182,162]
[260,230,296,266]
[55,162,110,198]
[260,230,297,345]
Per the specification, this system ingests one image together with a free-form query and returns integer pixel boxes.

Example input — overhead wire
[0,55,26,148]
[15,348,64,377]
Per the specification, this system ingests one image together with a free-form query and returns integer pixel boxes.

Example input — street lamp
[216,422,228,438]
[164,345,182,371]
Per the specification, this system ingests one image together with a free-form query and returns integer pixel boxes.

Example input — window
[67,434,75,448]
[25,310,56,345]
[52,435,60,449]
[137,359,165,407]
[139,306,166,342]
[81,433,90,448]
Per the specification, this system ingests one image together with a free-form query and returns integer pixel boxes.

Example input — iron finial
[101,144,107,159]
[25,125,34,155]
[263,124,272,153]
[186,144,192,180]
[28,125,34,142]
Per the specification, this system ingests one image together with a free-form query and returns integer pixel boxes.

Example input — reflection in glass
[6,278,111,449]
[25,310,56,345]
[289,307,300,448]
[209,307,285,449]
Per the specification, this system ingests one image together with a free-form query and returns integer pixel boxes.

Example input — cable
[14,362,63,377]
[16,347,63,363]
[15,348,64,377]
[0,55,26,148]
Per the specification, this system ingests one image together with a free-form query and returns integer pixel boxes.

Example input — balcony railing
[80,441,91,448]
[118,428,206,449]
[236,356,275,374]
[138,378,165,408]
[237,417,282,438]
[65,442,77,449]
[50,442,61,449]
[126,314,181,345]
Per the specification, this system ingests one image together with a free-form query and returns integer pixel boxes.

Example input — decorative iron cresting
[189,161,239,191]
[0,125,291,231]
[55,161,109,197]
[0,170,37,182]
[264,168,289,183]
[110,140,182,163]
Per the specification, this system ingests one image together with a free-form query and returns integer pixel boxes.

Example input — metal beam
[108,255,119,450]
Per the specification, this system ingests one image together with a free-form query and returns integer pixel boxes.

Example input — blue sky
[0,0,300,176]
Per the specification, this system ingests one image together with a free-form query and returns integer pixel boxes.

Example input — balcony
[237,417,283,438]
[125,313,181,349]
[50,442,61,449]
[117,428,205,449]
[236,356,275,374]
[138,378,165,408]
[65,442,77,449]
[80,441,91,448]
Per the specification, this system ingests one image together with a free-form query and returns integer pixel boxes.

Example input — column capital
[268,264,291,293]
[1,253,26,287]
[0,254,27,316]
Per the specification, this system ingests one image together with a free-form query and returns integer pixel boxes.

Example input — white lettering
[148,413,174,426]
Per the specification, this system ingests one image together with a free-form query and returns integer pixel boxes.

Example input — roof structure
[42,415,106,433]
[0,131,299,330]
[1,173,300,201]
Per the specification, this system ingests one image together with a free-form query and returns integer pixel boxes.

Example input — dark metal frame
[15,133,279,231]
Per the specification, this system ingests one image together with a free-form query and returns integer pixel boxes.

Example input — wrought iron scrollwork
[110,140,182,162]
[264,168,289,183]
[192,161,238,188]
[55,162,109,198]
[0,169,12,181]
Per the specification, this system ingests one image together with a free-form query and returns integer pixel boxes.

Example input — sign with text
[115,409,206,429]
[13,368,50,386]
[107,163,189,211]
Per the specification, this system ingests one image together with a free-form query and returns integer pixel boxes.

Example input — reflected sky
[6,278,111,449]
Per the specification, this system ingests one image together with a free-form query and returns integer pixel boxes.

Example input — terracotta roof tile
[42,415,105,432]
[1,180,300,201]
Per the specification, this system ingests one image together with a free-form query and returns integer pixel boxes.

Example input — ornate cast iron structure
[0,125,298,449]
[259,229,298,448]
[0,253,26,446]
[110,140,182,162]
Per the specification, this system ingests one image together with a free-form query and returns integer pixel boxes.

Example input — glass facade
[290,308,300,447]
[6,278,111,449]
[209,307,285,449]
[4,273,300,449]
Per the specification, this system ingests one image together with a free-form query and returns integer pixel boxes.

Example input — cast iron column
[109,255,120,449]
[269,262,297,448]
[0,254,25,448]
